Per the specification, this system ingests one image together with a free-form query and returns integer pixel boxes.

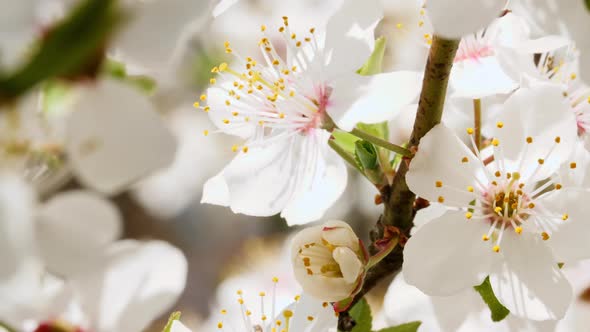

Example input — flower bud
[291,220,367,302]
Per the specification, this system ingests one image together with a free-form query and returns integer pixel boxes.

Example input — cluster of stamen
[297,241,344,278]
[433,121,575,253]
[195,17,332,153]
[215,277,331,332]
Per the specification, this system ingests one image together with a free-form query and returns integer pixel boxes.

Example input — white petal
[281,133,347,225]
[206,86,255,139]
[332,247,363,284]
[112,0,208,70]
[516,35,570,54]
[450,57,519,99]
[490,83,577,181]
[406,124,480,208]
[426,0,506,38]
[288,294,337,332]
[76,240,187,332]
[201,173,230,206]
[36,190,122,277]
[537,189,590,264]
[329,71,422,131]
[321,220,359,251]
[171,320,192,332]
[219,135,296,217]
[403,211,493,296]
[0,0,36,69]
[66,79,176,195]
[212,0,239,17]
[489,232,572,320]
[0,175,36,281]
[323,0,383,78]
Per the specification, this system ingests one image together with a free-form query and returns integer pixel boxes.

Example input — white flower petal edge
[170,320,192,332]
[75,240,187,332]
[36,190,122,278]
[66,79,176,195]
[425,0,506,39]
[403,210,493,296]
[489,232,573,321]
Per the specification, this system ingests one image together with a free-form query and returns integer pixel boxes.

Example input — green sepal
[355,140,379,171]
[474,276,510,322]
[375,321,421,332]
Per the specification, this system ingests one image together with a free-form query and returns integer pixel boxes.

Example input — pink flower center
[455,40,494,63]
[34,321,85,332]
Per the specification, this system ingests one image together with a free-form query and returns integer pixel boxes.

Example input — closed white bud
[291,220,366,302]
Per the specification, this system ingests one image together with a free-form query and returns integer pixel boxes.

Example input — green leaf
[348,298,372,332]
[474,276,510,322]
[375,321,421,332]
[358,37,387,76]
[357,122,389,141]
[355,140,379,170]
[162,311,182,332]
[103,59,157,94]
[586,0,590,11]
[332,129,361,155]
[0,0,122,101]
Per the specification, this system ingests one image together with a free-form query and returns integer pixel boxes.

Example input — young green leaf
[347,298,373,332]
[0,0,122,101]
[355,140,379,170]
[474,276,510,322]
[357,122,389,141]
[358,37,387,76]
[162,311,182,332]
[375,321,421,332]
[332,129,361,155]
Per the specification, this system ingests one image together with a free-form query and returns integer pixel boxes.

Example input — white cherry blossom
[404,84,588,320]
[201,0,421,225]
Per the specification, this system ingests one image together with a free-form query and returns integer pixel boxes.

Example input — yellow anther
[217,322,223,329]
[482,234,490,241]
[310,28,316,34]
[570,162,577,169]
[279,26,285,32]
[555,136,561,143]
[203,130,209,136]
[210,78,216,84]
[494,206,503,214]
[435,181,443,187]
[467,186,474,192]
[242,146,249,153]
[231,145,238,152]
[237,290,243,295]
[279,113,285,119]
[193,102,200,108]
[515,227,523,234]
[307,316,315,321]
[465,212,473,219]
[466,127,474,135]
[272,59,280,66]
[418,20,424,27]
[541,232,550,241]
[528,202,535,209]
[491,138,499,146]
[462,156,469,163]
[496,121,504,128]
[262,315,267,321]
[526,136,533,144]
[396,23,404,29]
[272,277,279,283]
[493,245,500,253]
[562,213,569,221]
[204,106,210,112]
[555,183,562,190]
[495,171,501,177]
[232,111,239,116]
[322,302,329,308]
[294,295,301,301]
[246,310,252,316]
[571,73,577,80]
[222,119,230,124]
[538,158,544,165]
[437,196,445,203]
[238,298,244,304]
[200,94,207,101]
[221,309,227,314]
[283,310,293,318]
[259,292,266,297]
[261,25,267,32]
[219,63,228,72]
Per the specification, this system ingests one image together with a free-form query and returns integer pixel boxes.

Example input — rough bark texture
[338,36,460,331]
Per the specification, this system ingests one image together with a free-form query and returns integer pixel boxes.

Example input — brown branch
[338,36,460,330]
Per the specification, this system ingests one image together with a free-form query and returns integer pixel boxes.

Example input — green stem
[328,139,361,172]
[473,98,482,150]
[349,128,412,157]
